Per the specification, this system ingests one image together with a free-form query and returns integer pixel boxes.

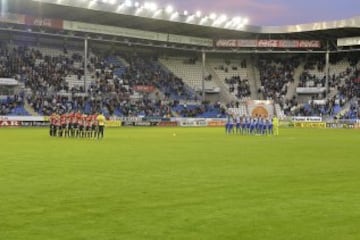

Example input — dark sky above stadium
[155,0,360,26]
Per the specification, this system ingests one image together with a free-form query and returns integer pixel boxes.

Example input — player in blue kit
[240,116,246,135]
[257,117,263,135]
[224,114,278,137]
[235,115,241,134]
[228,115,235,134]
[259,117,266,135]
[245,117,251,135]
[267,117,274,135]
[250,118,256,135]
[225,114,234,134]
[225,115,230,134]
[254,117,260,134]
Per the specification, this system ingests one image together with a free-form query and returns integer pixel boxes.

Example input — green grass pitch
[1,127,360,240]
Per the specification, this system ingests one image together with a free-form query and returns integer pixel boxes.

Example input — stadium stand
[0,95,29,116]
[159,56,220,93]
[207,58,251,100]
[256,55,299,103]
[0,1,359,121]
[0,42,226,118]
[0,36,359,119]
[288,54,360,118]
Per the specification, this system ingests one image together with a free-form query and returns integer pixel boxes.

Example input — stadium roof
[6,0,360,42]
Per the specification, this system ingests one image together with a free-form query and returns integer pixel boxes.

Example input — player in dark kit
[54,113,61,137]
[70,112,77,137]
[91,114,98,138]
[59,114,67,137]
[65,113,71,137]
[85,114,92,138]
[78,113,85,138]
[49,113,56,136]
[75,111,82,137]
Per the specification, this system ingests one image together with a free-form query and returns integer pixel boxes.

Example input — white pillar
[84,37,88,93]
[201,51,206,102]
[325,50,330,96]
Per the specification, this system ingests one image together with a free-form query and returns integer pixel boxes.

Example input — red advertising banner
[215,39,238,47]
[0,121,20,127]
[133,85,155,93]
[216,39,321,48]
[159,121,178,127]
[25,16,64,29]
[297,40,321,48]
[207,120,226,127]
[257,39,279,48]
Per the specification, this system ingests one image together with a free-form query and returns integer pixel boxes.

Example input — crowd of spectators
[214,59,250,100]
[0,95,25,115]
[257,56,298,102]
[120,54,195,100]
[298,72,326,88]
[174,101,226,118]
[278,53,360,118]
[1,42,359,119]
[215,62,246,73]
[299,54,353,89]
[337,68,360,101]
[0,43,223,118]
[303,55,325,72]
[290,62,359,118]
[338,101,359,120]
[337,68,360,119]
[295,97,343,117]
[225,76,251,99]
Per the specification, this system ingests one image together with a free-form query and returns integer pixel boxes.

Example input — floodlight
[52,0,251,31]
[217,14,227,23]
[170,11,179,21]
[124,0,133,7]
[150,3,157,11]
[199,16,208,25]
[165,5,173,14]
[233,17,242,24]
[116,3,125,11]
[144,2,157,11]
[236,24,245,30]
[88,0,96,8]
[135,7,144,15]
[209,13,217,20]
[224,21,232,28]
[186,15,195,23]
[153,9,162,17]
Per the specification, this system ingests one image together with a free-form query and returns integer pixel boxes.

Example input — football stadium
[0,0,359,239]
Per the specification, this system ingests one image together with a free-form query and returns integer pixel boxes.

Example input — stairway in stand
[24,101,39,116]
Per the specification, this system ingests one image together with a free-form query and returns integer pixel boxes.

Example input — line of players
[225,115,279,135]
[49,112,103,139]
